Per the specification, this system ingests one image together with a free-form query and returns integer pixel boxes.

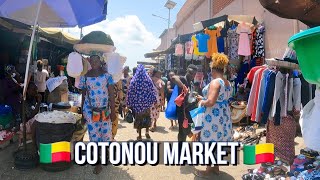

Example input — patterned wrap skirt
[266,116,296,164]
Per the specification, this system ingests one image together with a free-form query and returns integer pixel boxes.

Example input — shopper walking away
[127,65,157,140]
[149,68,165,132]
[194,53,233,178]
[34,60,49,103]
[120,66,132,118]
[166,71,178,129]
[79,55,116,174]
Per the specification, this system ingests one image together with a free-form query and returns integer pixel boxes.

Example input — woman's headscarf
[126,64,157,113]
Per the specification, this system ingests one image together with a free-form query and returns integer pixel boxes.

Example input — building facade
[158,0,307,59]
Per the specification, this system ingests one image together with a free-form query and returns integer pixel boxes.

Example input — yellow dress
[192,35,205,56]
[205,28,221,58]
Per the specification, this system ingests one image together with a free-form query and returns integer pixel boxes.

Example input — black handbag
[125,109,134,123]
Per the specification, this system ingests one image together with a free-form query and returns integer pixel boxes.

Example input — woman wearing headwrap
[79,53,116,174]
[127,65,157,140]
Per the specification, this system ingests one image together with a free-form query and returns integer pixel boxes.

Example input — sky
[66,0,185,68]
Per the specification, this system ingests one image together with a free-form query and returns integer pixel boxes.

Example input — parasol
[259,0,320,27]
[0,0,108,170]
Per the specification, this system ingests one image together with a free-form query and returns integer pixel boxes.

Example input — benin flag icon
[40,141,71,163]
[243,143,274,165]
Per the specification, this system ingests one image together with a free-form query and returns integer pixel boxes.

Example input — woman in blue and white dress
[195,53,233,178]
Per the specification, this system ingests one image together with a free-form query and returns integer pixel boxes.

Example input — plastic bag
[189,105,206,134]
[165,85,179,120]
[67,52,83,78]
[300,89,320,152]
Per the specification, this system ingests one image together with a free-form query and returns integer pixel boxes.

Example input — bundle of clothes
[242,148,320,180]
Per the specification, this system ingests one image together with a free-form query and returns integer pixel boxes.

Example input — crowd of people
[0,50,233,177]
[76,53,233,176]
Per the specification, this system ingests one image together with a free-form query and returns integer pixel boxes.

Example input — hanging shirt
[185,41,193,60]
[195,33,210,53]
[217,36,225,53]
[246,67,265,117]
[175,43,184,56]
[261,71,276,124]
[185,41,192,55]
[191,35,204,56]
[205,29,220,57]
[251,67,266,121]
[247,66,264,84]
[254,69,270,122]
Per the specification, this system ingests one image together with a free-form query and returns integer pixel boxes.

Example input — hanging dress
[237,23,251,56]
[200,79,233,142]
[227,28,239,63]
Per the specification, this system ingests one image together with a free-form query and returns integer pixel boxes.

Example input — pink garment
[75,76,80,88]
[237,23,252,56]
[185,41,192,55]
[175,44,184,56]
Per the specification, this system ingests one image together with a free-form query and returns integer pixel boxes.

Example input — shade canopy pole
[22,0,43,99]
[22,0,43,152]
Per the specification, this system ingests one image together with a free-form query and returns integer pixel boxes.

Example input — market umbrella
[0,0,108,170]
[259,0,320,27]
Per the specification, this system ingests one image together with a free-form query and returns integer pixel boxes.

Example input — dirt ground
[0,112,305,180]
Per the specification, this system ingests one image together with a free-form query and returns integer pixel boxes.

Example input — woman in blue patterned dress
[194,53,233,178]
[79,54,116,174]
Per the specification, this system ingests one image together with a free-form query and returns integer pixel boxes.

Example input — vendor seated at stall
[17,82,41,151]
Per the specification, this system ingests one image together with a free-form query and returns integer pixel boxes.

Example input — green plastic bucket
[288,26,320,85]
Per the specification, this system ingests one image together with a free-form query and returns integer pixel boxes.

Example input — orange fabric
[251,68,266,121]
[205,28,221,58]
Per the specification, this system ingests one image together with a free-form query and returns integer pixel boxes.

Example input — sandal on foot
[146,134,151,139]
[149,127,155,132]
[137,136,142,141]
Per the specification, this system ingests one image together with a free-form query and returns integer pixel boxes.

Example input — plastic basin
[288,26,320,85]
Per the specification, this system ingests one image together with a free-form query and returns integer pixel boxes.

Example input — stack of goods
[0,105,13,130]
[242,160,290,180]
[287,148,320,179]
[103,52,126,83]
[0,130,14,149]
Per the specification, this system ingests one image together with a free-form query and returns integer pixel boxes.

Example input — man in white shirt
[34,60,49,103]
